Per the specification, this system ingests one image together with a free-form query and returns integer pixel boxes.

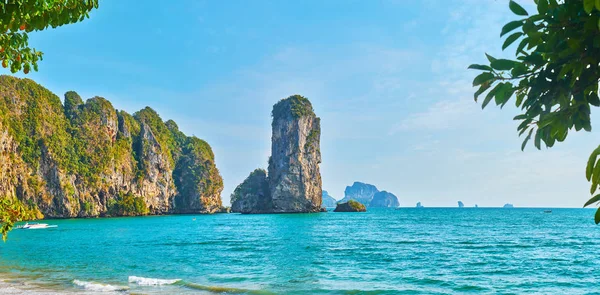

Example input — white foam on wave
[72,279,128,292]
[128,276,181,286]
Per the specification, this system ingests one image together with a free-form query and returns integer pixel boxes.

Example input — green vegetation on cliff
[0,75,223,218]
[107,192,149,216]
[272,95,315,119]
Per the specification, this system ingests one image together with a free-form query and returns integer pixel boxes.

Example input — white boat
[21,222,57,229]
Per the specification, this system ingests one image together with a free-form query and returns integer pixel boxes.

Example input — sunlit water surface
[0,208,598,294]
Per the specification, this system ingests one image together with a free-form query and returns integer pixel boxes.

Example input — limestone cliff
[0,75,223,218]
[231,95,322,213]
[230,169,270,214]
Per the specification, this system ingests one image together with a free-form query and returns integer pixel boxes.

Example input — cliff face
[231,95,322,213]
[0,76,223,218]
[339,182,400,208]
[268,96,322,213]
[230,169,270,214]
[370,191,400,208]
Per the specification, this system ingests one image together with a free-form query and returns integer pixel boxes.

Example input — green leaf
[516,37,529,55]
[485,53,497,63]
[491,59,517,71]
[592,161,600,194]
[587,145,600,181]
[596,0,600,10]
[474,82,491,102]
[513,114,527,120]
[595,208,600,224]
[503,32,523,50]
[537,0,548,14]
[468,64,493,71]
[482,83,502,109]
[585,0,595,14]
[534,129,542,149]
[500,20,524,37]
[584,194,600,207]
[472,72,494,86]
[509,0,529,16]
[521,128,534,151]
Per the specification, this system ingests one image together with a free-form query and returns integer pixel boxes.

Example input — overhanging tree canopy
[0,0,98,74]
[470,0,600,221]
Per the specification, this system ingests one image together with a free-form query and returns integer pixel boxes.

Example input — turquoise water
[0,208,599,294]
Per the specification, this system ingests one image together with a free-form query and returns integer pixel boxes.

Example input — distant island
[231,95,322,213]
[338,182,399,208]
[458,201,464,208]
[0,76,224,218]
[503,203,514,208]
[321,191,337,208]
[416,202,424,208]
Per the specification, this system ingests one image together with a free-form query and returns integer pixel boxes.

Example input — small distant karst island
[458,201,464,208]
[339,182,400,208]
[321,191,337,208]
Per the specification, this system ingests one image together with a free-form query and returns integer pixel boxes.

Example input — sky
[2,0,598,207]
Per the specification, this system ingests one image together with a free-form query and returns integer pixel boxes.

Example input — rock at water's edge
[334,200,366,212]
[230,169,270,214]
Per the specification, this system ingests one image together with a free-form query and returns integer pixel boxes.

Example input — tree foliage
[0,0,98,74]
[0,197,35,241]
[469,0,600,221]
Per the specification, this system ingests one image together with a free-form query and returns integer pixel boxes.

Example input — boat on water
[19,222,57,229]
[544,210,552,213]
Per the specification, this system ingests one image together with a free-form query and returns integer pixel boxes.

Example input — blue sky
[3,0,598,207]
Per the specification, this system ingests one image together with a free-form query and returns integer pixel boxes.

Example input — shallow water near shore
[0,208,599,294]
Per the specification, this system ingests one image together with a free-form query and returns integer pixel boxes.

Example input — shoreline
[0,277,79,295]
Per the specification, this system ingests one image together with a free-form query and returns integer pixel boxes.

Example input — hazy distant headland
[339,182,400,208]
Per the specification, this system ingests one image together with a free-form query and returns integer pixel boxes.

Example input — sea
[0,208,598,294]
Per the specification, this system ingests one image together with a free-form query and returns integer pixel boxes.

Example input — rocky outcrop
[370,191,399,208]
[231,95,322,213]
[503,203,514,208]
[416,202,424,208]
[458,201,464,208]
[230,169,270,214]
[0,75,223,218]
[333,200,366,212]
[321,191,337,208]
[339,182,400,208]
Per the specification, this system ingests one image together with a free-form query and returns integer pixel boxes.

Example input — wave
[180,281,275,294]
[128,276,181,286]
[72,279,128,292]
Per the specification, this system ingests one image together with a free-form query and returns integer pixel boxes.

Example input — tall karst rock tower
[231,95,322,213]
[269,95,322,213]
